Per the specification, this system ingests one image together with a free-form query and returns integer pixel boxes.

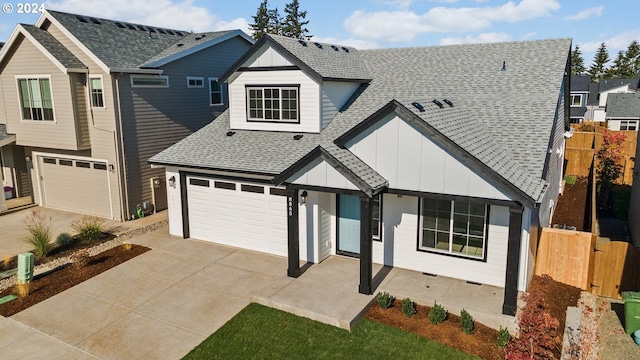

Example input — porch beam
[287,187,301,278]
[359,195,373,294]
[502,204,524,316]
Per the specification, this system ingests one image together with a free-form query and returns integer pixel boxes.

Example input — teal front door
[337,194,360,256]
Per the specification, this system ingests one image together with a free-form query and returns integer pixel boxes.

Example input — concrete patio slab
[135,280,250,336]
[76,311,204,360]
[11,290,129,345]
[51,348,99,360]
[118,247,210,282]
[2,331,76,360]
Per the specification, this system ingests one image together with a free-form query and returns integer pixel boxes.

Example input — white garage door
[187,176,288,256]
[38,154,112,218]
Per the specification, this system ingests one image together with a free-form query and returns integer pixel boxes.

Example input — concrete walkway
[1,229,517,359]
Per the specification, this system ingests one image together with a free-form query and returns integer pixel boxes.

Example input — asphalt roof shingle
[606,93,640,118]
[571,75,590,92]
[21,24,86,69]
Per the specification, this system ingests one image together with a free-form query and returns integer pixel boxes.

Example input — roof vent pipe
[226,131,236,136]
[442,99,454,107]
[411,102,426,112]
[432,99,444,109]
[293,134,303,140]
[500,61,506,71]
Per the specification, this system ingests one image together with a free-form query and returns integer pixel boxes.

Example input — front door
[337,194,360,257]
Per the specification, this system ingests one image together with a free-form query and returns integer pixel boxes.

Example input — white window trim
[570,94,583,107]
[187,76,204,89]
[372,194,382,241]
[209,77,223,106]
[418,198,488,260]
[88,75,106,110]
[15,74,56,123]
[620,120,638,131]
[130,75,169,88]
[245,86,299,123]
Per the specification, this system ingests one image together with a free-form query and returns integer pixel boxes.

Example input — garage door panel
[187,177,287,256]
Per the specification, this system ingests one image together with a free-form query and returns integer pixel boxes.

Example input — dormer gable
[223,35,371,133]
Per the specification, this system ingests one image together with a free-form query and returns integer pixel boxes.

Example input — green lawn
[183,303,478,360]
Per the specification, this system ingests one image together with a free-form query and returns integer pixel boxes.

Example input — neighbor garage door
[186,176,288,256]
[38,155,112,218]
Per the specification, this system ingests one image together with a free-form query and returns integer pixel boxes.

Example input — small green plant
[460,309,474,334]
[496,326,511,348]
[24,210,52,257]
[377,292,394,310]
[70,215,106,242]
[563,175,576,185]
[428,301,448,324]
[55,232,74,246]
[401,298,417,318]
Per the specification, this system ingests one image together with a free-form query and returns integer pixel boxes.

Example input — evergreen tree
[250,0,271,40]
[588,42,610,82]
[281,0,311,39]
[571,45,586,76]
[606,51,633,78]
[267,7,281,36]
[624,40,640,77]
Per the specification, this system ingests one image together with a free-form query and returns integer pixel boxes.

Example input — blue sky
[1,0,638,65]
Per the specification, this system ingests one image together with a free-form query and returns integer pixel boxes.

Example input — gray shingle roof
[571,75,590,92]
[21,24,86,69]
[151,37,570,203]
[141,30,236,66]
[606,93,640,118]
[599,78,638,92]
[587,82,599,106]
[570,107,587,118]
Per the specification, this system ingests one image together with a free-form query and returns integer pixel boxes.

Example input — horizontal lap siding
[372,194,509,287]
[120,37,251,217]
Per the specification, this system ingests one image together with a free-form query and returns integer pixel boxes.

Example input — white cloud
[344,0,560,43]
[311,36,379,49]
[44,0,248,33]
[522,31,536,39]
[580,30,640,53]
[564,6,603,21]
[440,32,511,45]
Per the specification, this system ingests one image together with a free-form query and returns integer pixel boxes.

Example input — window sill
[20,119,57,124]
[416,247,486,262]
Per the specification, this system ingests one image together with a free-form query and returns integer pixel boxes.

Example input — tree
[267,6,281,36]
[249,0,271,40]
[571,45,586,76]
[588,42,610,82]
[606,50,631,78]
[281,0,311,39]
[624,40,640,77]
[596,129,626,212]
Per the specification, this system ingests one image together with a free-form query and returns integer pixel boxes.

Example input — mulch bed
[530,275,581,339]
[0,244,149,317]
[365,300,504,360]
[553,176,590,231]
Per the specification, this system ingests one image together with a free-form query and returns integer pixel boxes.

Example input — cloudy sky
[1,0,638,64]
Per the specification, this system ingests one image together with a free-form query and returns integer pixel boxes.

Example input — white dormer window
[570,94,582,107]
[246,86,299,123]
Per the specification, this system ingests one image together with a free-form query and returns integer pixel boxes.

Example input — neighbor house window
[17,77,54,121]
[89,77,104,108]
[372,195,382,241]
[418,198,487,259]
[209,77,223,105]
[246,86,298,122]
[130,75,169,88]
[570,94,582,107]
[187,76,204,88]
[620,120,638,131]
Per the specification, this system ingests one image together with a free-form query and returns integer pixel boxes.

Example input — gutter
[113,74,131,220]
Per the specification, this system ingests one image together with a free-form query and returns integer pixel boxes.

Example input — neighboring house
[150,35,571,316]
[592,77,639,122]
[0,10,253,219]
[605,93,640,131]
[570,75,590,123]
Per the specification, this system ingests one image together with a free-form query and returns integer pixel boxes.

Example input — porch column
[287,188,301,278]
[502,205,524,316]
[359,195,373,294]
[180,172,189,239]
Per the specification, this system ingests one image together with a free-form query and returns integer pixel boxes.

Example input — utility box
[17,252,34,283]
[622,291,640,335]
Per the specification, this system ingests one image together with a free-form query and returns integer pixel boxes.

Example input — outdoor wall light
[108,164,115,172]
[300,190,308,204]
[25,155,31,162]
[168,176,176,187]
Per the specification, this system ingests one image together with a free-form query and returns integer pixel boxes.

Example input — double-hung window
[89,77,104,108]
[620,120,638,131]
[246,86,298,122]
[209,78,223,105]
[570,94,582,107]
[17,77,54,121]
[419,198,487,259]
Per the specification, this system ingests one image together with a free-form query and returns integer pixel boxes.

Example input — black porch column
[359,195,373,294]
[502,205,524,316]
[287,188,301,278]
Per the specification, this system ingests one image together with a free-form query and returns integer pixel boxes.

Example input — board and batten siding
[0,37,82,150]
[287,156,360,191]
[297,190,336,263]
[241,43,293,68]
[346,112,512,200]
[229,69,320,132]
[118,36,251,218]
[320,81,360,130]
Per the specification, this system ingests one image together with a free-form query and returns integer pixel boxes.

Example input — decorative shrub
[123,242,132,251]
[460,309,474,334]
[497,326,511,348]
[71,249,90,268]
[377,292,394,310]
[401,297,417,318]
[506,275,562,360]
[16,282,30,297]
[70,215,106,242]
[24,210,52,257]
[563,175,576,185]
[55,232,74,246]
[428,301,448,324]
[3,256,11,269]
